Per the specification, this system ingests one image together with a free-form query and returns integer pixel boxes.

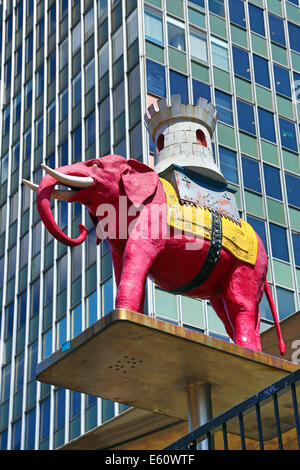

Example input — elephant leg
[115,239,163,312]
[210,297,234,341]
[222,266,262,352]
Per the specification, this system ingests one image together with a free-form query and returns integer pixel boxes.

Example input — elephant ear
[121,159,159,208]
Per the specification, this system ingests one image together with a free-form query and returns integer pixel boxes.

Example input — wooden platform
[37,310,299,442]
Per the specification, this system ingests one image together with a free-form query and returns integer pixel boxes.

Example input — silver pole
[186,381,213,450]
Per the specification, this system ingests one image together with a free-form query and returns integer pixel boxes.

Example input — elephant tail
[264,280,285,356]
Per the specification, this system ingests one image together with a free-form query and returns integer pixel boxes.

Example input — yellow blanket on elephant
[160,178,258,266]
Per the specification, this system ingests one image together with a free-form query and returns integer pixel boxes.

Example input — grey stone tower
[145,94,226,184]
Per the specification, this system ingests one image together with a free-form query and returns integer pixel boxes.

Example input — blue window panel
[73,127,82,160]
[279,117,298,152]
[229,0,246,28]
[189,0,205,6]
[25,408,36,450]
[208,0,225,17]
[288,0,298,4]
[292,232,300,266]
[55,389,66,430]
[273,64,291,98]
[288,22,300,53]
[70,391,81,418]
[144,10,164,46]
[193,79,211,104]
[215,89,233,125]
[170,70,188,104]
[12,419,22,450]
[247,215,267,253]
[276,287,295,320]
[269,223,289,262]
[258,108,276,143]
[232,46,251,80]
[253,54,270,88]
[268,14,286,46]
[146,59,166,98]
[285,173,300,208]
[219,146,238,184]
[242,156,262,193]
[40,397,50,441]
[248,4,265,36]
[236,99,256,135]
[263,163,282,200]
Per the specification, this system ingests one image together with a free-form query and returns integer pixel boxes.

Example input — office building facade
[0,0,299,449]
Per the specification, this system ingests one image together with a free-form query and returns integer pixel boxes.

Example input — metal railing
[166,369,300,450]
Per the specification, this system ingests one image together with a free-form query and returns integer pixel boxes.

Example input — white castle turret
[145,94,226,184]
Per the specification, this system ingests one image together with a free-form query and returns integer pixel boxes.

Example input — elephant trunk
[37,171,88,247]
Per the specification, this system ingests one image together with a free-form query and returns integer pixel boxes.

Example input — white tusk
[41,164,94,188]
[22,179,78,201]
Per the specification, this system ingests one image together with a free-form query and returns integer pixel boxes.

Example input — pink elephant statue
[23,155,285,355]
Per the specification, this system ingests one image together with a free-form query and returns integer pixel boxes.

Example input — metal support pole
[186,381,213,450]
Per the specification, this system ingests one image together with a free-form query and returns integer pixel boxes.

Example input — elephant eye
[92,163,98,167]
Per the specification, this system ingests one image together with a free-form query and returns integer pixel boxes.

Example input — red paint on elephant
[35,155,285,355]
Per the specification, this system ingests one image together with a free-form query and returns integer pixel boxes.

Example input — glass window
[25,80,33,110]
[85,59,95,93]
[127,9,138,47]
[15,353,25,392]
[219,146,238,184]
[215,90,233,126]
[43,328,52,359]
[144,9,163,46]
[193,79,211,104]
[70,391,81,418]
[232,46,250,80]
[35,117,43,147]
[228,0,246,28]
[114,81,125,117]
[60,38,68,71]
[47,102,56,134]
[72,22,81,54]
[273,64,291,98]
[5,303,14,339]
[167,17,185,52]
[72,73,81,107]
[276,287,295,320]
[288,22,300,53]
[242,156,261,193]
[258,108,276,143]
[253,54,270,88]
[72,126,82,161]
[268,13,286,46]
[57,255,68,293]
[60,89,68,121]
[56,316,67,349]
[25,409,36,450]
[102,277,113,315]
[279,117,298,152]
[112,27,123,62]
[211,37,229,71]
[208,0,224,17]
[146,59,166,97]
[248,3,265,36]
[100,96,110,134]
[170,70,188,104]
[128,65,140,103]
[44,267,54,306]
[247,215,267,253]
[84,8,94,40]
[99,44,109,78]
[16,2,23,30]
[36,67,44,97]
[40,397,50,442]
[269,223,289,261]
[12,420,21,450]
[189,0,205,7]
[285,173,300,208]
[292,232,300,266]
[28,341,38,381]
[49,4,56,36]
[86,112,95,148]
[31,280,40,317]
[236,100,256,135]
[86,291,97,327]
[48,53,56,82]
[263,163,282,200]
[15,47,22,76]
[3,106,10,134]
[14,94,21,123]
[71,304,82,338]
[4,59,11,87]
[190,30,207,62]
[37,19,44,49]
[61,0,68,19]
[54,389,65,430]
[26,32,33,62]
